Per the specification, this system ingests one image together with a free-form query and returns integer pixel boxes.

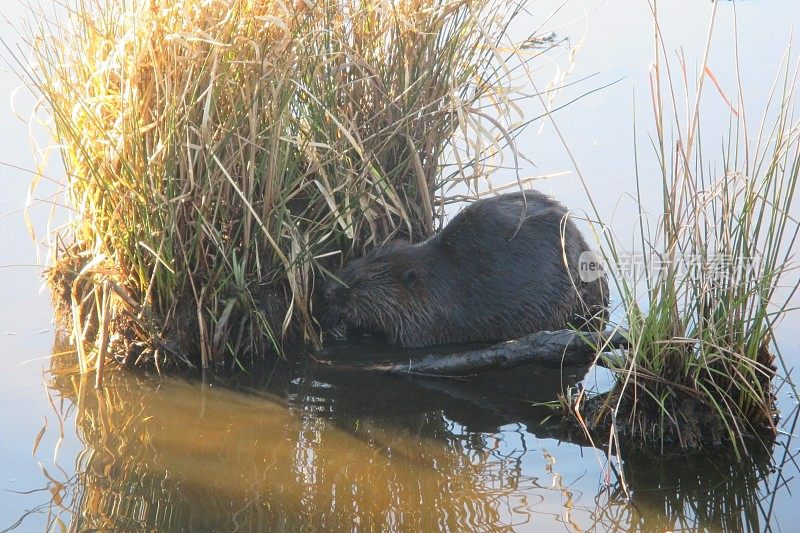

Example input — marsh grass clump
[572,7,800,453]
[21,0,539,371]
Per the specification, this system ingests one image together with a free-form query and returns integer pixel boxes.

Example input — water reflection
[589,438,786,532]
[26,346,797,532]
[41,350,591,531]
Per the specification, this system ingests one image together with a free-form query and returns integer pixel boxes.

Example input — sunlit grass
[18,0,543,372]
[572,3,800,454]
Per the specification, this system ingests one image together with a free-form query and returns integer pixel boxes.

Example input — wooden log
[315,329,629,376]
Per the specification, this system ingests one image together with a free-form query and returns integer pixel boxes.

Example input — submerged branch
[317,329,629,376]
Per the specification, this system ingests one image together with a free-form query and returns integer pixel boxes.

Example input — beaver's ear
[401,268,417,288]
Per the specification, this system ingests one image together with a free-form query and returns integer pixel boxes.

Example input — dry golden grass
[21,0,544,371]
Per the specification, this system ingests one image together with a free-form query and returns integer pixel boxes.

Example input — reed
[20,0,539,371]
[572,3,800,453]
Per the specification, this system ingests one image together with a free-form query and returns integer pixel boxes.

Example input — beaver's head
[321,240,436,347]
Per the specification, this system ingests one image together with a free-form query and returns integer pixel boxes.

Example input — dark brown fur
[322,190,608,348]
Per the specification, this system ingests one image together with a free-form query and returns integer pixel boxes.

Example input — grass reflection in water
[33,348,796,532]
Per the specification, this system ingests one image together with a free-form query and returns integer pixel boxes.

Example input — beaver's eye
[400,268,417,288]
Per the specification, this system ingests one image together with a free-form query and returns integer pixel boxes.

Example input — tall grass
[19,0,540,371]
[574,4,800,453]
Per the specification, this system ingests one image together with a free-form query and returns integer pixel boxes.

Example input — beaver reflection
[322,190,608,348]
[39,357,593,531]
[39,358,787,532]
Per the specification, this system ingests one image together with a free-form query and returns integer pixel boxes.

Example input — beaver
[321,190,608,348]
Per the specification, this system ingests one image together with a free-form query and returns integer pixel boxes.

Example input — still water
[2,0,800,531]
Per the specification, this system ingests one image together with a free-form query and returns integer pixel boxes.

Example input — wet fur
[323,190,608,348]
